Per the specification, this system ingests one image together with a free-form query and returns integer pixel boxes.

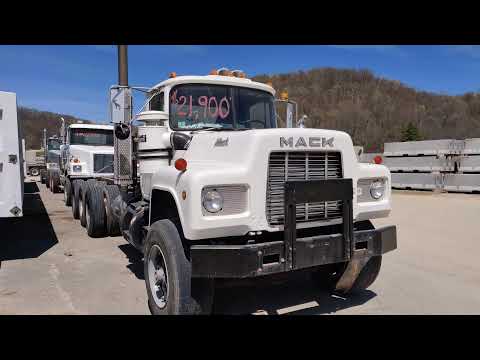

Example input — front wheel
[144,220,214,315]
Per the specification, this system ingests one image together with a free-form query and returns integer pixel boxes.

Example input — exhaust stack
[118,45,128,86]
[112,45,134,188]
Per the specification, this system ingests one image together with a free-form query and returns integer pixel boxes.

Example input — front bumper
[191,225,396,278]
[191,178,397,279]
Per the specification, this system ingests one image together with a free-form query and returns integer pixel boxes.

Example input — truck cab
[61,123,114,180]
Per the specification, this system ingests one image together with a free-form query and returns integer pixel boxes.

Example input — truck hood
[182,128,356,169]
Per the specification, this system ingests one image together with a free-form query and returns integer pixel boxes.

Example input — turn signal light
[209,69,218,75]
[169,72,177,78]
[72,158,80,163]
[374,155,383,164]
[175,158,188,172]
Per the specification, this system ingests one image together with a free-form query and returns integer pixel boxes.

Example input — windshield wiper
[189,127,249,133]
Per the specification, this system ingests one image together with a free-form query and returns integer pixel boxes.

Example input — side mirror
[115,124,131,140]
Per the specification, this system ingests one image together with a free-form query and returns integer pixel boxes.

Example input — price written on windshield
[170,91,231,119]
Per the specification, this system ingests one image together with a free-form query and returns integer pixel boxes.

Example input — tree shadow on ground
[118,243,144,280]
[0,181,58,262]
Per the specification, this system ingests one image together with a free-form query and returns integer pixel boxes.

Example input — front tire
[349,256,382,294]
[85,183,107,238]
[64,177,72,206]
[72,180,83,220]
[144,220,214,315]
[51,171,61,193]
[46,171,50,189]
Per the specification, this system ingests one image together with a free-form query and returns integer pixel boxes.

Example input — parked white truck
[40,130,62,186]
[50,123,114,229]
[0,91,24,218]
[79,46,397,315]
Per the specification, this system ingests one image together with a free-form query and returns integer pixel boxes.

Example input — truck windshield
[169,84,276,130]
[47,139,61,150]
[70,129,113,146]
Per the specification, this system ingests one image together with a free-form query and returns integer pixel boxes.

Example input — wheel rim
[64,187,68,202]
[148,245,169,309]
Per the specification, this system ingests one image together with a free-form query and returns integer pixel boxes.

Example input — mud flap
[334,249,370,294]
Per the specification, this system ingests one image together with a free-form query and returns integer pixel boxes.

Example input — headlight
[73,165,82,172]
[202,190,223,213]
[370,180,385,200]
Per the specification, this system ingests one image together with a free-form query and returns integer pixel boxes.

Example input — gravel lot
[1,179,479,314]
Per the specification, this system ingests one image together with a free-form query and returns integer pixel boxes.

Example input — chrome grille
[266,151,343,226]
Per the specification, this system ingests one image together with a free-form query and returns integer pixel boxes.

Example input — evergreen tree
[401,122,422,141]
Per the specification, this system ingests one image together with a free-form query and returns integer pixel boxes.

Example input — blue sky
[1,45,480,123]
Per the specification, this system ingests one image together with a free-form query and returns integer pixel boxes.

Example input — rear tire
[144,220,214,315]
[64,177,72,206]
[72,180,83,220]
[103,185,121,236]
[46,171,50,189]
[85,183,107,238]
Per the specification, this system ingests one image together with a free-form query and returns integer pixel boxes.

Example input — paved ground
[1,179,480,314]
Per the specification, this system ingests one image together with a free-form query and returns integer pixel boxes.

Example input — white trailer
[0,91,24,217]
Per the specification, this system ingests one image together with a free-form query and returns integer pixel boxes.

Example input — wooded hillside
[254,68,480,151]
[19,107,92,149]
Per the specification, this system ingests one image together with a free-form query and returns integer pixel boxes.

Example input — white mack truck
[0,91,24,218]
[80,46,397,315]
